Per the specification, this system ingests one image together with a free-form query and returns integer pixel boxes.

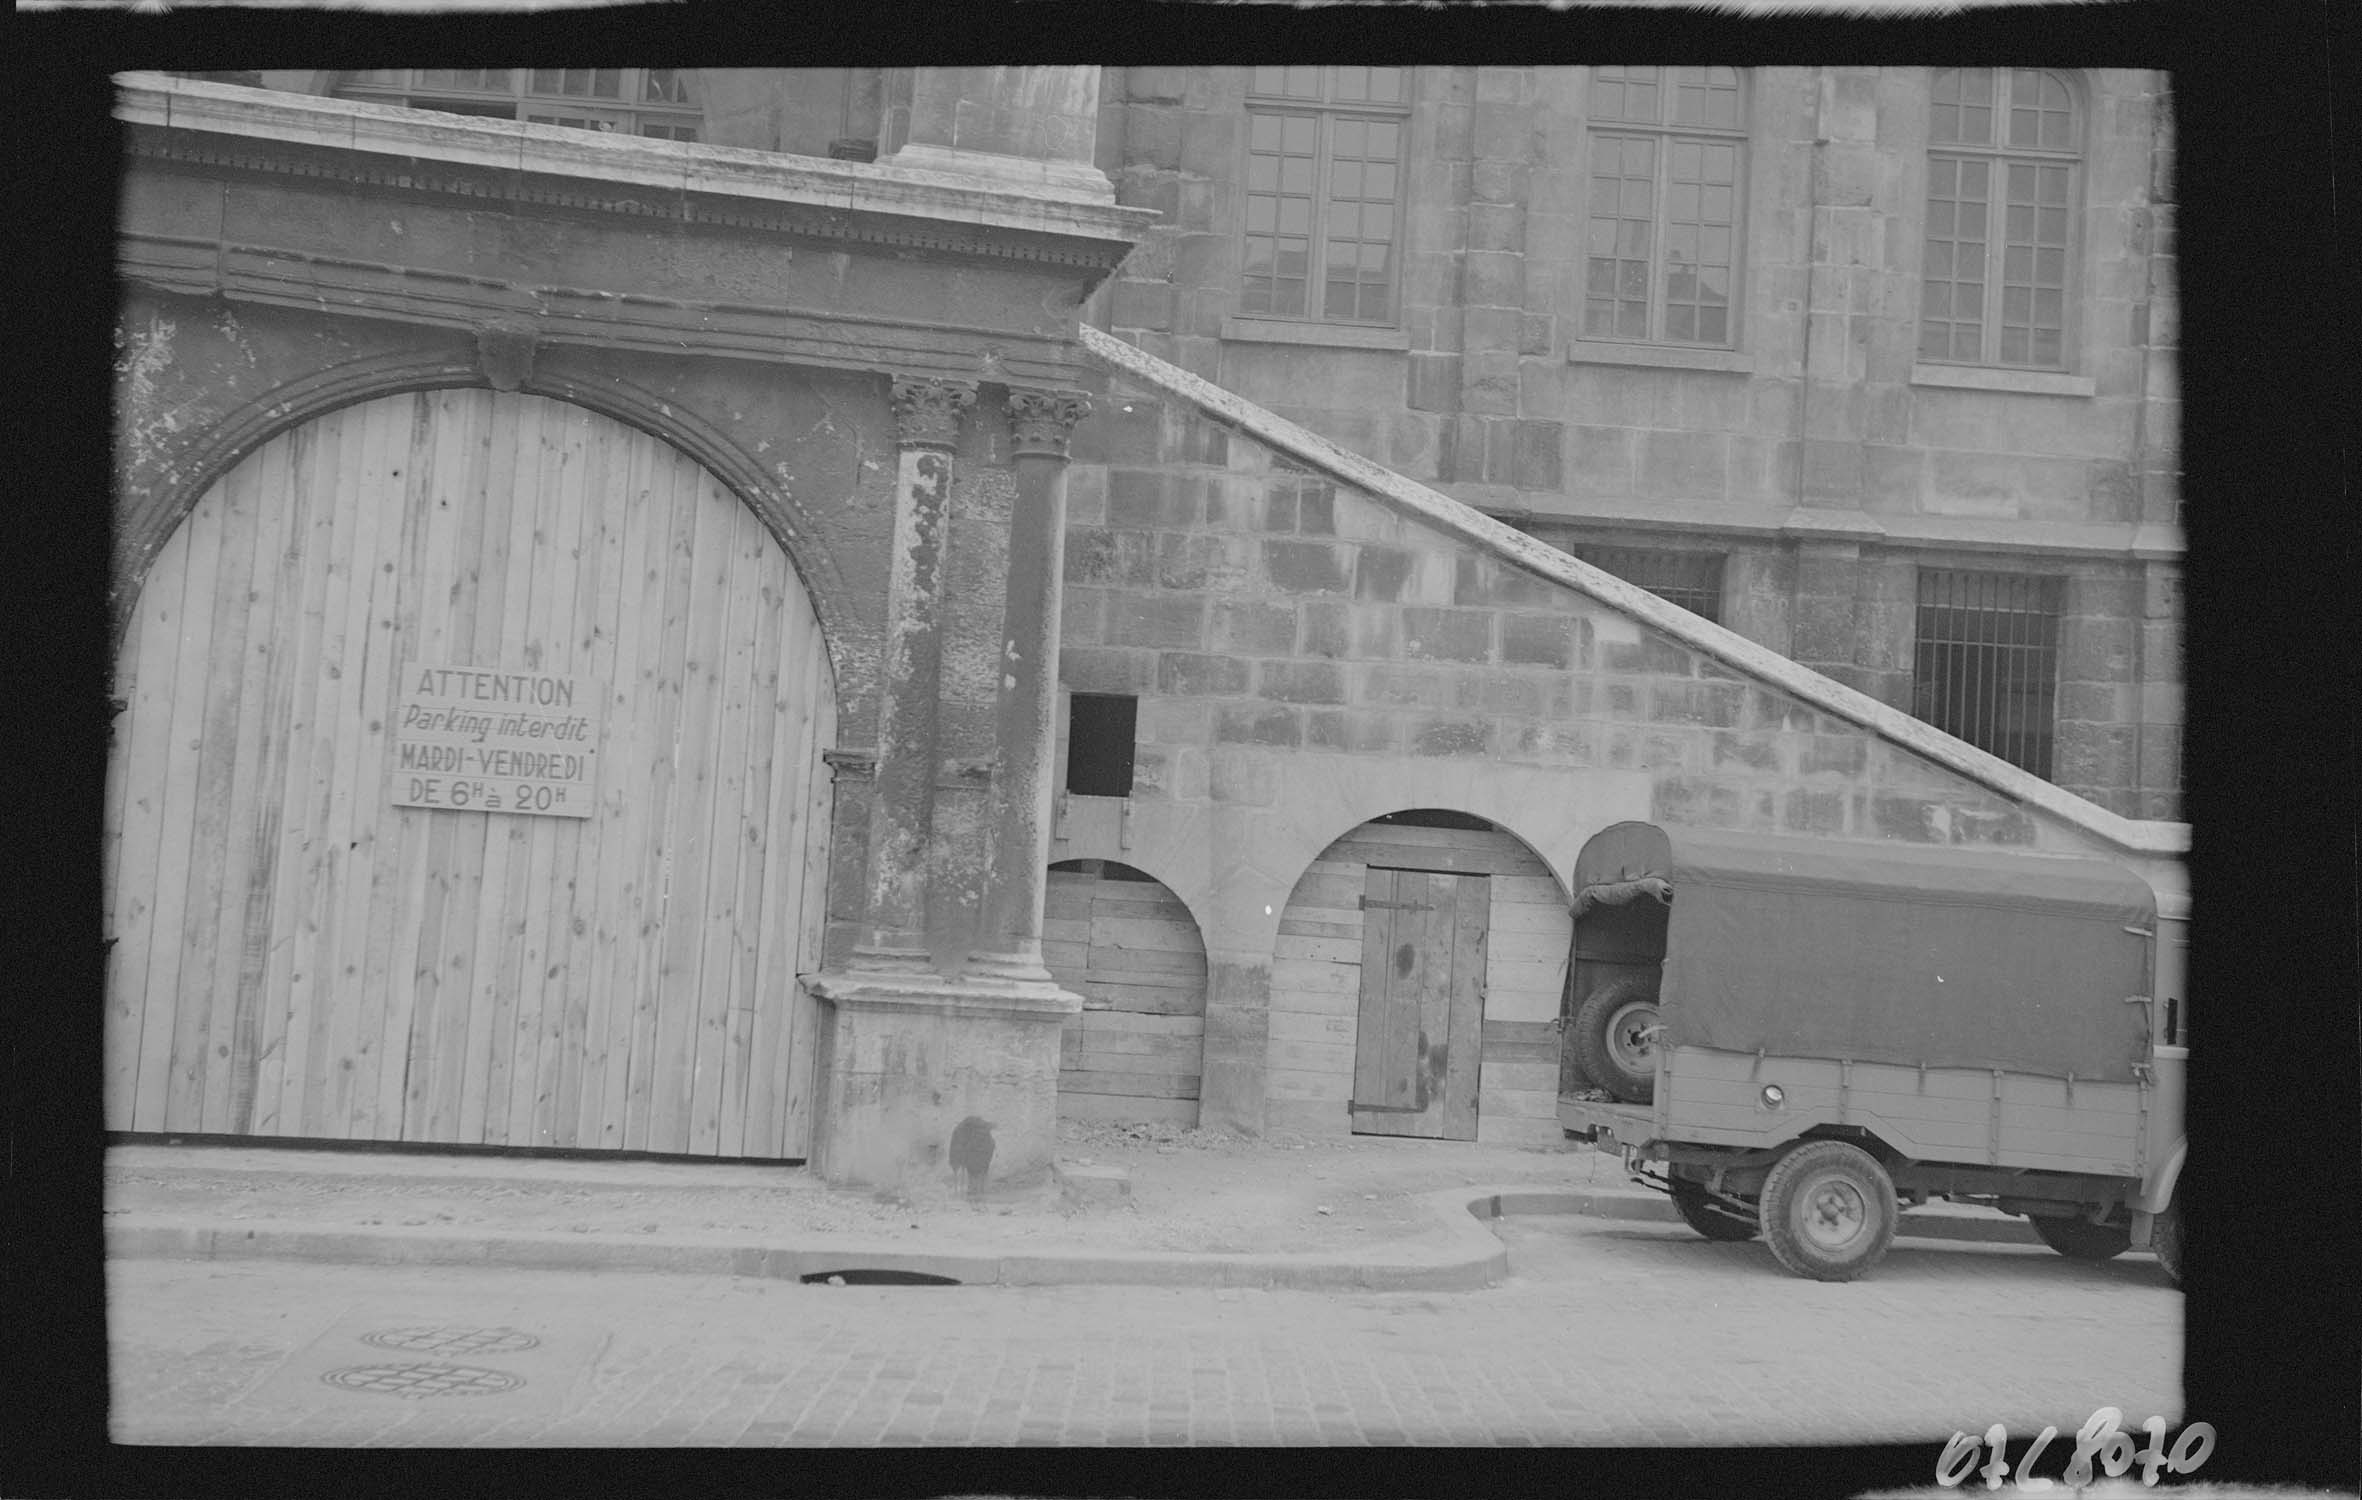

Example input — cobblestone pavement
[109,1217,2181,1448]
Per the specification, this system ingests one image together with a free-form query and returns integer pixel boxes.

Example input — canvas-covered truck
[1555,822,2188,1284]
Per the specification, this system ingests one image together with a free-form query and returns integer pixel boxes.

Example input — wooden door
[1350,867,1485,1139]
[104,389,836,1158]
[1044,862,1208,1126]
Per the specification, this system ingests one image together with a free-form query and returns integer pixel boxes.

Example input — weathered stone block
[1264,539,1351,595]
[1297,483,1335,536]
[1259,660,1348,705]
[1455,555,1563,610]
[1412,718,1494,757]
[1359,664,1449,709]
[1210,599,1296,655]
[1513,420,1565,491]
[1208,747,1279,807]
[1510,721,1596,764]
[1604,681,1641,716]
[1354,547,1418,604]
[1471,159,1529,205]
[1567,425,1633,490]
[1402,607,1494,663]
[1296,599,1349,660]
[1518,314,1555,357]
[1259,484,1298,533]
[1454,671,1542,719]
[1711,731,1785,773]
[1065,463,1108,525]
[1214,703,1302,748]
[1407,354,1461,416]
[1157,651,1251,697]
[1108,468,1198,529]
[2059,615,2138,682]
[1113,279,1176,333]
[1501,613,1574,668]
[1799,734,1868,776]
[1126,66,1188,105]
[1059,646,1154,695]
[1868,795,1943,842]
[1639,429,1728,500]
[1143,697,1211,746]
[1601,635,1694,676]
[1106,593,1209,649]
[1468,202,1524,253]
[1062,585,1106,646]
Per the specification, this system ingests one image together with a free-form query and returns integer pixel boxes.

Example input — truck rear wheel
[1760,1141,1898,1282]
[2030,1213,2133,1261]
[1572,974,1660,1105]
[1670,1179,1758,1241]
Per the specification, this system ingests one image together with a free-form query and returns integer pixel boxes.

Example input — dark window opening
[1065,694,1137,797]
[1567,546,1725,623]
[1371,809,1497,832]
[1912,569,2062,778]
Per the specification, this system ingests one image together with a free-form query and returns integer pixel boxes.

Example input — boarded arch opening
[1267,810,1572,1144]
[104,388,837,1159]
[1044,859,1208,1127]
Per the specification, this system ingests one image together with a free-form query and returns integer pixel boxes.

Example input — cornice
[115,74,1152,275]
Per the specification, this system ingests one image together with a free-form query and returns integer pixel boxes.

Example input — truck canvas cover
[1575,826,2158,1084]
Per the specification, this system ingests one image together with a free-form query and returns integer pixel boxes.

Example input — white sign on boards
[390,663,600,819]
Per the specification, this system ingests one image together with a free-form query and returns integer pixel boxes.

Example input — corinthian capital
[1005,388,1094,460]
[891,377,978,450]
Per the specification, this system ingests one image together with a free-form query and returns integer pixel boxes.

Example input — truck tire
[2029,1213,2133,1262]
[1670,1179,1758,1241]
[1572,973,1661,1105]
[2150,1197,2182,1287]
[1759,1140,1898,1282]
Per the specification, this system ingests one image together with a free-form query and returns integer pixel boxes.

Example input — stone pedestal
[883,66,1113,201]
[805,972,1080,1197]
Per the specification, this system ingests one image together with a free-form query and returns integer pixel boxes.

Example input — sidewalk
[105,1118,2040,1292]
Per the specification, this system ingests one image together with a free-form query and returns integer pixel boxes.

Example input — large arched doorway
[104,388,837,1158]
[1266,810,1571,1144]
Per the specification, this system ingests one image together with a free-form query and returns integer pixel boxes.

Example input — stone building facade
[1090,66,2182,821]
[106,67,2185,1184]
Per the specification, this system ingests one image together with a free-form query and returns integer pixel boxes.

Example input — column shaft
[964,389,1091,984]
[851,378,974,972]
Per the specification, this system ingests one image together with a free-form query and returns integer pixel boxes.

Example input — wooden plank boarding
[103,390,836,1161]
[1047,865,1208,1123]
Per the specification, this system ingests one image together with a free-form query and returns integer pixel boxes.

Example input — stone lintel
[806,970,1082,1023]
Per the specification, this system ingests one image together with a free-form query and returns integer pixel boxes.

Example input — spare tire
[1572,973,1661,1105]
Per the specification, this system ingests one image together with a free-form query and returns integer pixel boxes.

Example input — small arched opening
[1267,809,1571,1144]
[1044,859,1210,1128]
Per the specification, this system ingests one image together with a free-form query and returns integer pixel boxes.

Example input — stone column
[882,67,1113,200]
[964,388,1093,985]
[848,377,975,974]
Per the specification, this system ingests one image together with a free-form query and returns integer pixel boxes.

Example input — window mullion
[1651,129,1670,343]
[1310,113,1335,318]
[1984,151,2006,365]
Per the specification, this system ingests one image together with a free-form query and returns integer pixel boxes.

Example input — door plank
[1441,873,1487,1140]
[689,502,762,1155]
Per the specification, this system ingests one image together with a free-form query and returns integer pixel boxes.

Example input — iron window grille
[335,69,705,142]
[1568,546,1726,624]
[1582,66,1747,347]
[1241,67,1410,325]
[1912,569,2064,778]
[1920,68,2083,370]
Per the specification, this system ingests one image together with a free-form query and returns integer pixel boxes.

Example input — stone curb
[104,1182,2043,1289]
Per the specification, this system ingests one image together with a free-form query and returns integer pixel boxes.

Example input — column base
[803,970,1083,1198]
[959,948,1057,988]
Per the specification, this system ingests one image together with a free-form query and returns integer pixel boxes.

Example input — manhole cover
[360,1326,542,1356]
[319,1363,527,1399]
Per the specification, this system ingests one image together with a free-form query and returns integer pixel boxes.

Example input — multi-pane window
[1921,68,2081,369]
[1583,66,1746,346]
[1568,546,1725,624]
[1241,67,1408,324]
[1911,570,2063,777]
[336,69,704,143]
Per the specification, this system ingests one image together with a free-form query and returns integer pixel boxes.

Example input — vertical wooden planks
[1441,874,1487,1140]
[647,461,734,1155]
[107,389,837,1159]
[623,445,701,1151]
[135,476,227,1132]
[1351,868,1398,1118]
[585,417,662,1150]
[689,504,762,1154]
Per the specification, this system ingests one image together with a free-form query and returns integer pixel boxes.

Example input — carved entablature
[1006,388,1094,460]
[891,378,977,450]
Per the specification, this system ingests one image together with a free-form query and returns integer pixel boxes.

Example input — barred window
[1241,67,1409,325]
[336,69,704,143]
[1921,68,2082,369]
[1583,66,1746,347]
[1912,570,2063,777]
[1568,546,1725,624]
